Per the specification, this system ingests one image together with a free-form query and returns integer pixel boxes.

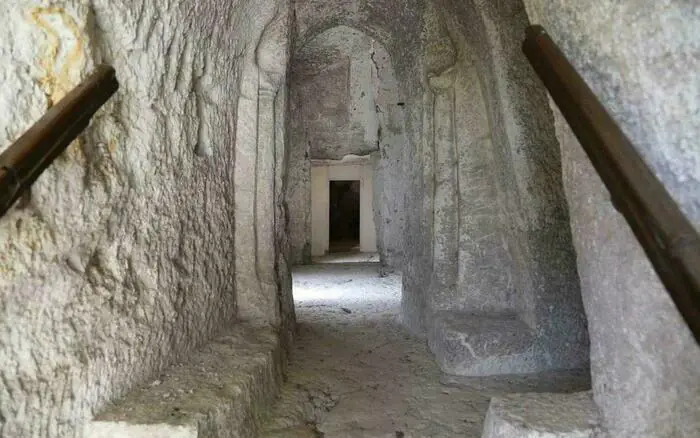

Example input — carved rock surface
[0,0,289,436]
[523,2,700,436]
[406,0,589,376]
[482,391,599,438]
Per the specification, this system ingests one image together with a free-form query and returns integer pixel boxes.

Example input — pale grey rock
[521,2,700,437]
[2,0,699,436]
[286,21,409,268]
[0,0,292,436]
[285,0,588,377]
[482,391,600,438]
[522,2,700,437]
[85,323,283,438]
[260,265,592,437]
[407,0,589,376]
[429,312,537,377]
[292,27,380,161]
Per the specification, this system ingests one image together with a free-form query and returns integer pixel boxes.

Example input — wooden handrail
[0,65,119,217]
[523,25,700,344]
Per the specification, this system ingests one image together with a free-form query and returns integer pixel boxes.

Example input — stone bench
[85,323,284,438]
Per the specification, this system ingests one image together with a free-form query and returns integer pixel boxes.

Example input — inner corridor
[261,263,590,437]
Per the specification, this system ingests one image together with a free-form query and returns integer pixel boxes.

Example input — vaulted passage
[1,0,699,437]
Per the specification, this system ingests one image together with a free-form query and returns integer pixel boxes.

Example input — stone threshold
[84,323,284,438]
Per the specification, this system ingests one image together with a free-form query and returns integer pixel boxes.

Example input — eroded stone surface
[0,0,291,435]
[428,312,538,377]
[482,391,600,438]
[287,23,407,268]
[85,324,283,438]
[523,2,700,436]
[401,0,589,376]
[261,264,591,437]
[2,0,699,436]
[285,0,587,378]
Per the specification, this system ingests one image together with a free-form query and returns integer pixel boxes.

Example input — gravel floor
[261,263,590,437]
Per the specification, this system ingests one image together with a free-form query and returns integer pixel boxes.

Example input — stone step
[428,311,537,376]
[84,323,284,438]
[482,391,600,438]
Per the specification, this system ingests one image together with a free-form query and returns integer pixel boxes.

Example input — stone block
[85,324,283,438]
[482,391,600,438]
[428,311,538,376]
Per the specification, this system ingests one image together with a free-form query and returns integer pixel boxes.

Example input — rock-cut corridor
[1,0,699,436]
[261,263,591,437]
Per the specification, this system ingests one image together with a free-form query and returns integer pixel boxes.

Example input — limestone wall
[293,27,380,161]
[285,0,588,377]
[523,1,700,436]
[403,0,588,375]
[0,0,290,435]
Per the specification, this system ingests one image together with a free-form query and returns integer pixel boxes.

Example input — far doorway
[310,157,378,261]
[329,180,361,253]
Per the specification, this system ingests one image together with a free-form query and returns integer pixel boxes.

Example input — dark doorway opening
[329,180,361,253]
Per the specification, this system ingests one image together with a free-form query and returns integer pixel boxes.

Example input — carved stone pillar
[427,68,458,315]
[254,84,279,324]
[234,62,265,323]
[237,2,288,325]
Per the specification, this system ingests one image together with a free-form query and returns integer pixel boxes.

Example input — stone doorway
[329,180,361,253]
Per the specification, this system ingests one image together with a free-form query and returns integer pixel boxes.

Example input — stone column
[421,88,436,275]
[310,165,330,256]
[255,84,280,325]
[274,85,296,347]
[237,2,287,325]
[359,164,377,253]
[427,68,458,314]
[234,61,265,323]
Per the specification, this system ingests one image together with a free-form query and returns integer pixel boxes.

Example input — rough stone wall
[0,0,290,435]
[276,83,296,351]
[523,2,700,436]
[402,0,588,374]
[293,27,380,161]
[400,0,454,335]
[369,42,407,268]
[422,25,515,318]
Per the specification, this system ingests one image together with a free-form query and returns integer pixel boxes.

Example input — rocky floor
[261,263,590,437]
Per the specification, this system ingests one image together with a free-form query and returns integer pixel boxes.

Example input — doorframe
[310,156,377,256]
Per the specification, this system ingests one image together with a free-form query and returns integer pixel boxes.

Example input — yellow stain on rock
[27,6,88,162]
[0,211,56,277]
[108,138,118,155]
